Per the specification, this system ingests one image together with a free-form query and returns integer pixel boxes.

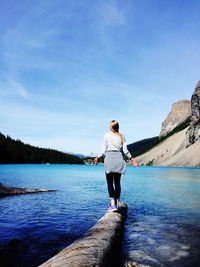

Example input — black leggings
[106,172,121,200]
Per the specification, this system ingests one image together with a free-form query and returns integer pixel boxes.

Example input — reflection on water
[0,165,200,267]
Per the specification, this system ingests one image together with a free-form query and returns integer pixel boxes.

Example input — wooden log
[39,203,128,267]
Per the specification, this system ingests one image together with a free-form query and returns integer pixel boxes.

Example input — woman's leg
[113,172,121,201]
[106,172,115,206]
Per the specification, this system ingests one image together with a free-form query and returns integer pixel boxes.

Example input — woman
[94,120,138,212]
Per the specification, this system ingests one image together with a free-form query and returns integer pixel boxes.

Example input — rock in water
[187,80,200,145]
[0,182,56,196]
[160,100,191,137]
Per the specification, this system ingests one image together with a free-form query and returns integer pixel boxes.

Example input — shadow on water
[0,232,82,267]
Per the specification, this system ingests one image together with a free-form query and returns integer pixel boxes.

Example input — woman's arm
[94,134,108,164]
[122,135,138,167]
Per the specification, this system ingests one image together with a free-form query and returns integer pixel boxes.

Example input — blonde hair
[109,120,123,144]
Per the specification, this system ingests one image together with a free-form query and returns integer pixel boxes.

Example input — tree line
[0,133,84,164]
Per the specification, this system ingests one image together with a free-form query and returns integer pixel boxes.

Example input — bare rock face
[187,81,200,145]
[160,100,191,137]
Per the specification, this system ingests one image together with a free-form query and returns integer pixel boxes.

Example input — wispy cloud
[93,1,131,55]
[98,1,127,26]
[2,28,58,71]
[0,76,29,99]
[1,2,77,73]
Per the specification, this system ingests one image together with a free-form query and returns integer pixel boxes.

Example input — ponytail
[109,120,123,145]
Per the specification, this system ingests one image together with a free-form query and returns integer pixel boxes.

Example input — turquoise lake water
[0,164,200,267]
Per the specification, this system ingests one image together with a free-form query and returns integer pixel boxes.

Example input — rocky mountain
[160,100,191,137]
[187,81,200,146]
[135,127,200,166]
[135,81,200,167]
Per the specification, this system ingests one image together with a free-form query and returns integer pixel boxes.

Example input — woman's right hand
[94,157,99,165]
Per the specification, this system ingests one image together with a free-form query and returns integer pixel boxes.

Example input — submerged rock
[123,261,138,267]
[0,182,56,196]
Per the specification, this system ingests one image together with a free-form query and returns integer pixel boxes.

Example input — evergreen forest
[0,133,84,164]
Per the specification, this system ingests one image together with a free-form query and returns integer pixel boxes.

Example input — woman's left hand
[131,158,138,167]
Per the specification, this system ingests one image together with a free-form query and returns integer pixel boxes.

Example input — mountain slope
[135,127,200,166]
[127,136,159,157]
[128,117,191,159]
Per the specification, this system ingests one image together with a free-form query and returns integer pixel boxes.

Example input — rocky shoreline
[0,182,56,197]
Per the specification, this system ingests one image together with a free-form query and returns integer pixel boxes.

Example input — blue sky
[0,0,200,155]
